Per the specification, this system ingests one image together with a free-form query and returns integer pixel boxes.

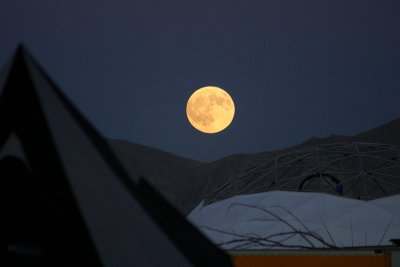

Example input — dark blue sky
[1,0,399,162]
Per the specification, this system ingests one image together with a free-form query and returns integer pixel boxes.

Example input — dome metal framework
[205,142,400,204]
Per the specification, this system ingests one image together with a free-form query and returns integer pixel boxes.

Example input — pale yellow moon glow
[186,86,235,134]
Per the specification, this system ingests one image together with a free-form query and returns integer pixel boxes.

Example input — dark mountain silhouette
[109,118,400,214]
[108,140,206,214]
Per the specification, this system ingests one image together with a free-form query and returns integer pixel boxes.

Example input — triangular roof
[0,45,232,267]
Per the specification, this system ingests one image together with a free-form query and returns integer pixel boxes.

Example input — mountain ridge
[108,117,400,214]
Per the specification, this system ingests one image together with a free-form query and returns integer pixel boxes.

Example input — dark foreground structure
[0,45,233,267]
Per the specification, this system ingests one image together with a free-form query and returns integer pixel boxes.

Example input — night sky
[1,1,399,162]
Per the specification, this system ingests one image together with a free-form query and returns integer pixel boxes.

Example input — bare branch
[319,214,336,247]
[228,203,316,248]
[378,217,394,246]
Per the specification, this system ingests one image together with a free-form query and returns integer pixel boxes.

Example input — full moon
[186,86,235,134]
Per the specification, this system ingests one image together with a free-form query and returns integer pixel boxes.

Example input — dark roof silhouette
[0,45,232,267]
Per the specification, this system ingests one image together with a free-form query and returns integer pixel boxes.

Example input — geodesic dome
[206,142,400,204]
